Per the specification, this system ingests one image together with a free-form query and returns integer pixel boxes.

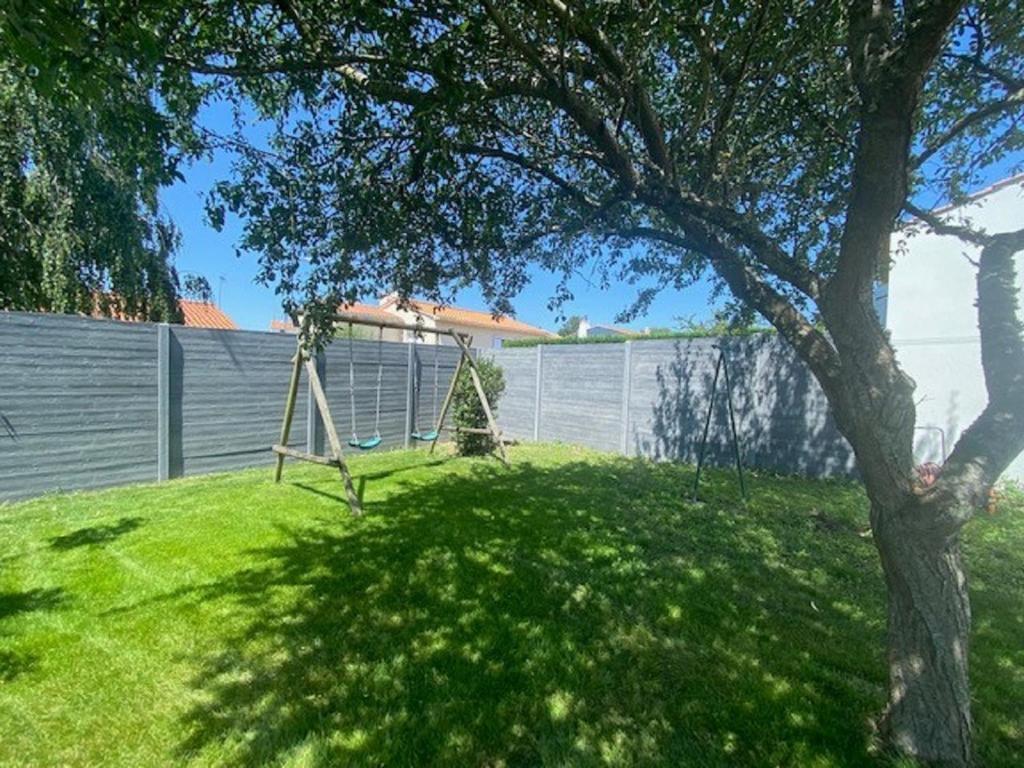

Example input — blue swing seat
[348,435,382,451]
[411,429,439,442]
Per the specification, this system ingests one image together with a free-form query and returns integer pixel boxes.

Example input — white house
[576,317,640,339]
[884,175,1024,482]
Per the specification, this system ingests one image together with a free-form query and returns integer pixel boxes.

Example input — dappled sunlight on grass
[0,445,1021,766]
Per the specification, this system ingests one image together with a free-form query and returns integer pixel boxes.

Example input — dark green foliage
[180,274,212,303]
[1,446,1022,765]
[557,315,583,337]
[451,357,505,456]
[0,66,183,319]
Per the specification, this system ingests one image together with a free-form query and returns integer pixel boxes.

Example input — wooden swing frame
[272,310,509,515]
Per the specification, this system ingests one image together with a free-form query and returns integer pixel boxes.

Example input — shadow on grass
[0,587,65,682]
[49,517,144,551]
[0,587,65,621]
[176,458,885,766]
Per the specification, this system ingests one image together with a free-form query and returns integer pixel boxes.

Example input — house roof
[340,301,400,324]
[588,323,640,337]
[269,318,298,333]
[381,296,554,337]
[178,300,238,330]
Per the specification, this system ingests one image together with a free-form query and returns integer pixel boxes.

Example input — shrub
[452,357,505,456]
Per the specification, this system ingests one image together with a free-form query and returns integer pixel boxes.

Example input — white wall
[886,178,1024,481]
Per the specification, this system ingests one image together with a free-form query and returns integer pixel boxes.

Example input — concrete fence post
[156,324,171,482]
[404,342,415,448]
[620,340,633,456]
[307,350,326,455]
[533,345,543,441]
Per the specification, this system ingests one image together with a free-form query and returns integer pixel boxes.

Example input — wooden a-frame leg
[274,344,304,483]
[450,334,510,466]
[428,352,466,455]
[305,357,363,516]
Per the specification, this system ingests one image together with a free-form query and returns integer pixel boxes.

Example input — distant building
[883,174,1024,481]
[269,293,554,349]
[576,317,640,339]
[176,300,238,330]
[78,297,238,330]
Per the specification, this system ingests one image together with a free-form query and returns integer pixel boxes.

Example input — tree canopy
[0,4,202,319]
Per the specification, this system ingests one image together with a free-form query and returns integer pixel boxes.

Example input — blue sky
[161,104,720,333]
[161,105,1018,334]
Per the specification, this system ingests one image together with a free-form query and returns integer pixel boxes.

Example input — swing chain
[347,323,359,441]
[372,325,383,437]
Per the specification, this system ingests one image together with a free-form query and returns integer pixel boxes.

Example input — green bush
[452,357,505,456]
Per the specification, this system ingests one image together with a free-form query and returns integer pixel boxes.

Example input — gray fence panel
[725,336,855,477]
[0,312,159,501]
[2,311,859,504]
[491,335,857,478]
[171,327,309,476]
[537,345,625,453]
[487,347,537,441]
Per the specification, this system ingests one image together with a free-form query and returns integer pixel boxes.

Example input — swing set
[272,309,509,515]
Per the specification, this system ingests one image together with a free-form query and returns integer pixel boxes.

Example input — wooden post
[305,357,363,515]
[450,333,509,465]
[428,348,467,455]
[274,341,304,483]
[306,350,326,456]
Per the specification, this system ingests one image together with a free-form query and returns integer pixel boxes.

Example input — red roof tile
[178,300,238,330]
[379,296,554,337]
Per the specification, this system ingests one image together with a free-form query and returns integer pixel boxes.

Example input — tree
[0,65,182,320]
[180,273,214,303]
[0,2,203,320]
[452,357,505,456]
[556,314,583,337]
[22,1,1024,763]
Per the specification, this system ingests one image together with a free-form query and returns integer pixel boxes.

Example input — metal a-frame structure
[272,310,508,515]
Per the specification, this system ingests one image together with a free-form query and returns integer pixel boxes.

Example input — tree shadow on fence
[639,336,856,480]
[175,458,885,767]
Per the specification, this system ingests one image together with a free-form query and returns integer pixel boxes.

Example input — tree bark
[872,502,973,767]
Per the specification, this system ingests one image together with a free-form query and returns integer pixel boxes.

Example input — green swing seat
[348,435,382,450]
[410,429,438,442]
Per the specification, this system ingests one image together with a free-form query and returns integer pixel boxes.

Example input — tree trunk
[872,503,973,766]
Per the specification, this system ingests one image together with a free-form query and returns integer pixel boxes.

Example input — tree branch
[528,0,673,176]
[454,143,598,206]
[656,208,842,389]
[903,201,991,247]
[913,87,1024,169]
[944,52,1024,92]
[481,0,639,190]
[927,228,1024,527]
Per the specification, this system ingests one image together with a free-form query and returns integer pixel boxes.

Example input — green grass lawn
[1,445,1021,767]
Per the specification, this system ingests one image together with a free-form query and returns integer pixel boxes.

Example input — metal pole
[720,347,747,500]
[691,351,723,502]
